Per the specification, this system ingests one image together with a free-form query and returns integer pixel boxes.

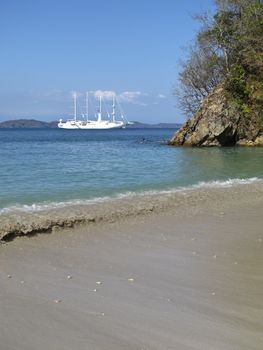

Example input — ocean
[0,128,263,237]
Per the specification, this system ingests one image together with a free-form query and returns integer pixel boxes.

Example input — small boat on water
[58,92,130,130]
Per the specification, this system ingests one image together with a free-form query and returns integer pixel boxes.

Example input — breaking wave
[0,177,260,215]
[0,177,262,241]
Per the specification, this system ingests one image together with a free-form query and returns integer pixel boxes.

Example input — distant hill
[0,119,58,128]
[0,119,181,129]
[127,121,181,129]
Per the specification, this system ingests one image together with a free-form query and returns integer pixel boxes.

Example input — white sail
[58,92,128,130]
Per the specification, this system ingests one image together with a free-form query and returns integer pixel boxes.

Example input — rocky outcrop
[169,86,263,147]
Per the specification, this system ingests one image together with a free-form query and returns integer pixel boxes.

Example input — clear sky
[0,0,215,123]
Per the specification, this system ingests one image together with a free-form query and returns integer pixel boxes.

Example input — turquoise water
[0,128,263,211]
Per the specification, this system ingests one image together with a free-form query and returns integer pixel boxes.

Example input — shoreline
[1,178,263,242]
[0,183,262,349]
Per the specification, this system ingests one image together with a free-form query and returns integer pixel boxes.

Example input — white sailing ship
[58,92,129,129]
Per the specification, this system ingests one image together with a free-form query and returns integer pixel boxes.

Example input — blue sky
[0,0,215,123]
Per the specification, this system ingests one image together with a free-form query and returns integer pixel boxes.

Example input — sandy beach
[1,185,263,350]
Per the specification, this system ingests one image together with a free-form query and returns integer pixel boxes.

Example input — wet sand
[0,188,263,350]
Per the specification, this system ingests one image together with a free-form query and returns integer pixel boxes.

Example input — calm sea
[0,128,263,213]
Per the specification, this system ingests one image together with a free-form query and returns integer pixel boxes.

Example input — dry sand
[0,188,263,350]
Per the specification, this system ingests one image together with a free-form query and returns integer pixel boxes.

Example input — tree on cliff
[175,0,263,117]
[170,0,263,146]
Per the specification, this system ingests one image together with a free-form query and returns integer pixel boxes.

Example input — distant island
[127,122,181,129]
[0,119,58,129]
[0,119,181,129]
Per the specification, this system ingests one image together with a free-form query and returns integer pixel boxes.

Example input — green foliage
[241,103,250,114]
[175,0,263,119]
[226,65,250,104]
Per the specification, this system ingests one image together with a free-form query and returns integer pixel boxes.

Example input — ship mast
[97,95,102,123]
[112,95,115,123]
[73,92,77,121]
[85,92,89,121]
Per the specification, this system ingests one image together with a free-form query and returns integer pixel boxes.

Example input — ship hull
[58,120,125,129]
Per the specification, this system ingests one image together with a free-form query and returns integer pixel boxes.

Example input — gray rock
[169,86,263,147]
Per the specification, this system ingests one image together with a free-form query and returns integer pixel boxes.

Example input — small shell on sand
[211,291,216,296]
[7,275,12,278]
[213,254,217,259]
[128,278,135,282]
[53,299,61,303]
[20,280,25,284]
[67,275,72,279]
[96,281,102,285]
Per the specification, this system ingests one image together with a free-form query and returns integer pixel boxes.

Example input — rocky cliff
[169,85,263,147]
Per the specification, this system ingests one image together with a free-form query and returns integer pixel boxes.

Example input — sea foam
[0,177,261,216]
[1,178,263,241]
